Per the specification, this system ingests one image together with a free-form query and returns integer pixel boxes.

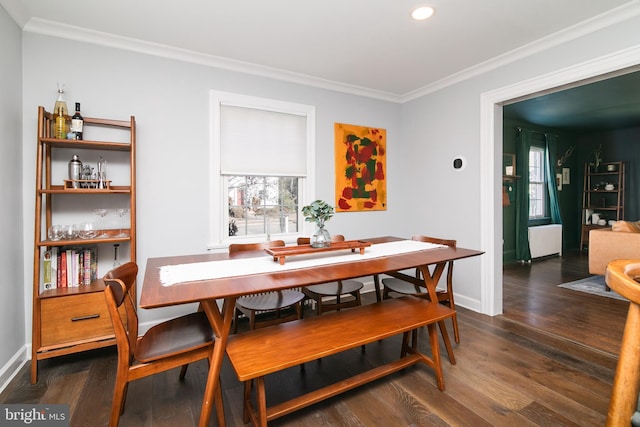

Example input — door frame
[479,45,640,316]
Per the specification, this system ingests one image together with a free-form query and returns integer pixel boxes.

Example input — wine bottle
[54,106,66,139]
[70,102,84,140]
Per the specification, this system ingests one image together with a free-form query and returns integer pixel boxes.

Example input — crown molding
[0,0,28,28]
[401,0,640,102]
[20,0,640,105]
[22,17,402,103]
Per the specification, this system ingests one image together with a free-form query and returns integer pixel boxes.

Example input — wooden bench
[225,296,456,427]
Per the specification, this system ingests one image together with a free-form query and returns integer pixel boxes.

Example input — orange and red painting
[334,123,386,212]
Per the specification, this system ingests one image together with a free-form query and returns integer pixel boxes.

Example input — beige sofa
[588,222,640,275]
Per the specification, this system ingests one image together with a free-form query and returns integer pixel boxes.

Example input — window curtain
[515,128,532,261]
[545,134,562,224]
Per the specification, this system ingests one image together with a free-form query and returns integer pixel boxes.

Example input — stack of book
[43,246,98,291]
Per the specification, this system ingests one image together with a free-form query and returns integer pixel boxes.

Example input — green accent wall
[503,119,640,263]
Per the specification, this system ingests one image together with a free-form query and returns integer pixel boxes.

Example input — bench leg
[255,377,267,427]
[438,320,456,365]
[243,380,252,423]
[401,329,419,358]
[427,323,446,391]
[244,377,267,427]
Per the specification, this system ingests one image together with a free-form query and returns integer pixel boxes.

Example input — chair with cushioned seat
[297,235,364,315]
[231,240,306,332]
[381,235,460,343]
[103,262,225,427]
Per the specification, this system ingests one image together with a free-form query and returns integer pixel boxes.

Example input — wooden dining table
[140,236,483,427]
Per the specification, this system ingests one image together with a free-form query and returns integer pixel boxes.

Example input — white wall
[0,4,26,387]
[401,9,640,313]
[21,33,403,327]
[6,5,640,381]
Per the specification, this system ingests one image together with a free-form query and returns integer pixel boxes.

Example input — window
[227,176,298,237]
[209,91,316,247]
[528,145,547,219]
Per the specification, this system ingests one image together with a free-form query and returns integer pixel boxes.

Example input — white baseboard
[0,346,29,394]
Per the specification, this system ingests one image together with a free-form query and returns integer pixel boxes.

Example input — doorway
[479,46,640,316]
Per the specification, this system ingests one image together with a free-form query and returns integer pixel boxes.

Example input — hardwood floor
[1,251,627,426]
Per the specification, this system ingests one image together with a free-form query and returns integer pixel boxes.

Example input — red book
[59,251,67,288]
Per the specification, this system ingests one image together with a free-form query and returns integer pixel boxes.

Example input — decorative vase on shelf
[310,220,331,248]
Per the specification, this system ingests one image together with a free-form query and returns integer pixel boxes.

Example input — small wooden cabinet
[31,106,136,383]
[580,161,624,251]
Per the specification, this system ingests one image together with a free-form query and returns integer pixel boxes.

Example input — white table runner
[160,240,445,287]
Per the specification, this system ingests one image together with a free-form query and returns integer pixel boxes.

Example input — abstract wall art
[334,122,387,212]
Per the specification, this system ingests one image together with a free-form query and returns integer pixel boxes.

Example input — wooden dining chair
[297,235,364,315]
[381,235,461,343]
[605,259,640,427]
[103,262,225,427]
[230,240,305,333]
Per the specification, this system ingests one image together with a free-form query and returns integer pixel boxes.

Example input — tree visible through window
[227,176,299,237]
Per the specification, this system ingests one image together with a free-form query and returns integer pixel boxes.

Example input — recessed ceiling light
[411,6,435,21]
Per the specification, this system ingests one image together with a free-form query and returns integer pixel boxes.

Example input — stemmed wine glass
[94,208,109,237]
[116,208,129,237]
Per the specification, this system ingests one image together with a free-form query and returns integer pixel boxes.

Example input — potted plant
[302,199,334,247]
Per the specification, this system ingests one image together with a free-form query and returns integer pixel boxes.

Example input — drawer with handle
[40,292,115,347]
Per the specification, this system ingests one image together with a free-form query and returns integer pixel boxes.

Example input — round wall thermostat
[453,156,466,171]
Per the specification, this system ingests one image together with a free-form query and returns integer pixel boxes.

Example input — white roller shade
[220,105,307,176]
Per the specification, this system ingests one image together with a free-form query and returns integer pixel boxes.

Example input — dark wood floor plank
[1,251,625,426]
[70,350,116,427]
[392,368,495,427]
[459,312,614,399]
[40,370,88,416]
[429,364,538,426]
[118,372,154,426]
[453,317,608,426]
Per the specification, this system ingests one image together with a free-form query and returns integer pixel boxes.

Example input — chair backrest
[411,235,456,285]
[297,234,345,245]
[411,234,456,249]
[229,239,285,253]
[104,262,139,361]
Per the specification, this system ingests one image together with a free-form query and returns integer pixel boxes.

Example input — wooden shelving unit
[31,106,136,383]
[580,161,624,251]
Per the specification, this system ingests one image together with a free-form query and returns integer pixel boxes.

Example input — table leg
[373,274,382,302]
[418,263,456,364]
[199,297,236,427]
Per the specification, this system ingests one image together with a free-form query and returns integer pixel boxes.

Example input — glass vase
[311,223,331,248]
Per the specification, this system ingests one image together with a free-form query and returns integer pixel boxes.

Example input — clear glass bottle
[97,156,107,189]
[54,106,66,139]
[53,83,68,117]
[53,83,69,138]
